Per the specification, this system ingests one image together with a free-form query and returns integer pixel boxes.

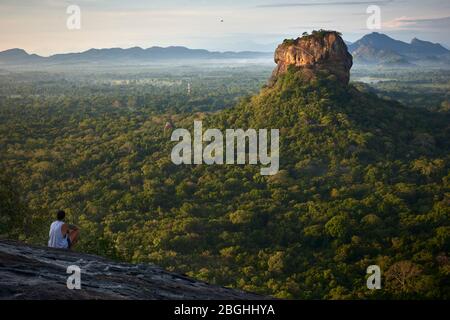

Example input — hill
[137,31,449,299]
[0,46,271,67]
[2,33,448,68]
[348,32,450,66]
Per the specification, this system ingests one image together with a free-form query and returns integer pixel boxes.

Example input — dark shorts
[67,237,71,249]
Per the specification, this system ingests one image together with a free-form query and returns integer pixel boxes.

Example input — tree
[325,215,350,239]
[0,168,28,239]
[385,261,423,295]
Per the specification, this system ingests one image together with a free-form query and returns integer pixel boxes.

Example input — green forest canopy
[0,67,449,299]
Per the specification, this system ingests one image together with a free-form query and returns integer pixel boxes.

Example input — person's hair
[56,210,66,221]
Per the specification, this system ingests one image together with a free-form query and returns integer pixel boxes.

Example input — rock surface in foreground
[0,240,264,300]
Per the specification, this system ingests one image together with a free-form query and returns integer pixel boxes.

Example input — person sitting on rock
[48,210,80,250]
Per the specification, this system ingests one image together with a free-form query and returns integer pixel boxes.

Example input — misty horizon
[1,0,449,56]
[2,31,448,58]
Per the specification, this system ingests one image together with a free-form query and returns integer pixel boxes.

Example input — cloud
[256,0,394,8]
[384,16,450,30]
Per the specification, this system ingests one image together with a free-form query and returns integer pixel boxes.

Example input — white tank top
[48,220,68,249]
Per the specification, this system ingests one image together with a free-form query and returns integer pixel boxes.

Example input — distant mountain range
[1,32,449,67]
[348,32,450,66]
[0,46,272,66]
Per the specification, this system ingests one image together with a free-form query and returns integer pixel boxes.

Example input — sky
[1,0,449,56]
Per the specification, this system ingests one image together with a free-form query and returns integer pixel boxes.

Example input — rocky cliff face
[270,31,353,85]
[0,240,264,300]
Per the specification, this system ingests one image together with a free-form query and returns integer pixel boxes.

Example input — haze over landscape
[1,0,449,55]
